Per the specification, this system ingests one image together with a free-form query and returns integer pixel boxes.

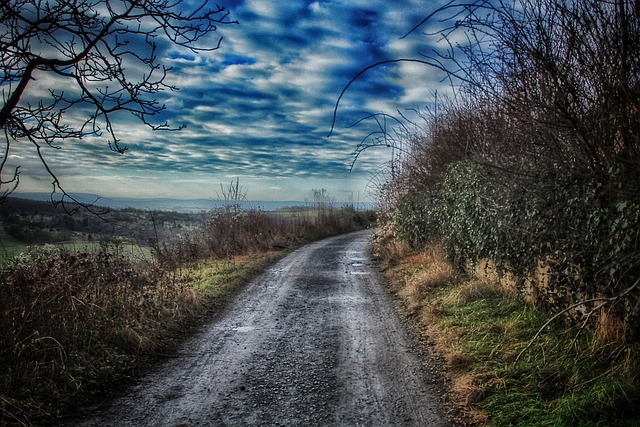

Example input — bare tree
[411,0,640,172]
[216,177,248,213]
[384,0,640,342]
[306,188,335,219]
[0,0,237,206]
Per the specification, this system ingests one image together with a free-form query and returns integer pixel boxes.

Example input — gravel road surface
[74,230,449,426]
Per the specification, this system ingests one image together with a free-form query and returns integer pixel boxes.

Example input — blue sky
[13,0,450,202]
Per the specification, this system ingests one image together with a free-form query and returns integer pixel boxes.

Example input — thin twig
[515,279,640,365]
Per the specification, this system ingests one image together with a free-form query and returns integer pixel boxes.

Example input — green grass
[184,251,286,306]
[0,240,153,267]
[0,240,28,266]
[437,287,640,426]
[382,245,640,426]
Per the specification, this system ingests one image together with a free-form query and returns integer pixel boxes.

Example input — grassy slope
[0,239,152,268]
[0,228,28,267]
[378,242,640,427]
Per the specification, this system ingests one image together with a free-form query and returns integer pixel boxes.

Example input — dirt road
[74,230,450,426]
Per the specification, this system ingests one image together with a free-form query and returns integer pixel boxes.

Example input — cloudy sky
[12,0,450,202]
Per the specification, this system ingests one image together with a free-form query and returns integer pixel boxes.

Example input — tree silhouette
[0,0,236,206]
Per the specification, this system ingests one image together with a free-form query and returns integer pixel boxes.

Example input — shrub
[0,244,194,422]
[377,0,640,345]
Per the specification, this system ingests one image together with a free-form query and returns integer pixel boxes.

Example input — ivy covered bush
[390,157,640,342]
[391,194,434,249]
[376,0,640,345]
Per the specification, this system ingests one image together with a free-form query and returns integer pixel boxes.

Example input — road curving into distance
[73,230,450,426]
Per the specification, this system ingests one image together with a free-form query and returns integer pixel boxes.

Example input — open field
[0,196,206,266]
[0,239,27,267]
[0,238,153,268]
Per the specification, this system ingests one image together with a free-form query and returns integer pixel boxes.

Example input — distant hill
[0,196,202,245]
[10,192,374,213]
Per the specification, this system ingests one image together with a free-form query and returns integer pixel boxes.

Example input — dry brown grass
[398,249,455,313]
[451,374,490,422]
[442,277,511,307]
[593,312,626,350]
[371,224,412,267]
[376,238,491,425]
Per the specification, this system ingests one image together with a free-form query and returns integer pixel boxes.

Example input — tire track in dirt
[72,230,449,426]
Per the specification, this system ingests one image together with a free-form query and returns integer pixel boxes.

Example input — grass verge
[378,241,640,426]
[181,251,285,313]
[0,247,287,426]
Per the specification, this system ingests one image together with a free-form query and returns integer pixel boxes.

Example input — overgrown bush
[390,152,640,340]
[155,206,374,267]
[432,160,640,334]
[391,194,433,249]
[0,244,193,423]
[376,0,640,346]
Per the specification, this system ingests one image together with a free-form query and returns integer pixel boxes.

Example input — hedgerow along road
[73,230,450,426]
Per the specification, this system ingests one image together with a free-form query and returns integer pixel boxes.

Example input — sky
[10,0,452,203]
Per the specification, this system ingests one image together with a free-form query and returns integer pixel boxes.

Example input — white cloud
[11,0,454,202]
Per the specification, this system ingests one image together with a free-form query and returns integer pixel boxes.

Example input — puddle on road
[349,271,370,275]
[343,250,362,257]
[325,295,367,303]
[350,262,364,267]
[232,326,256,332]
